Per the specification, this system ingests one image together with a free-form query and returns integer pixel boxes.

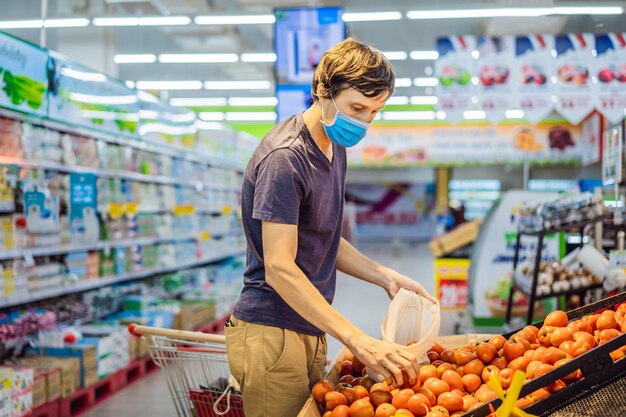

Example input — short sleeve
[252,149,306,225]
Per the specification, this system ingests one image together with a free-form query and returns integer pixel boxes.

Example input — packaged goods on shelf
[14,357,79,399]
[429,219,482,257]
[0,367,33,417]
[518,192,607,232]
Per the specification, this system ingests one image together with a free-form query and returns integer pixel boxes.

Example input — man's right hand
[346,332,420,387]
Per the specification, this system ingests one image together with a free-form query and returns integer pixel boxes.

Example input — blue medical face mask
[321,96,369,147]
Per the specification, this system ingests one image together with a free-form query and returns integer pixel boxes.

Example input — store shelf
[513,281,604,300]
[0,107,246,174]
[0,230,242,261]
[0,156,240,192]
[518,213,612,236]
[0,250,245,309]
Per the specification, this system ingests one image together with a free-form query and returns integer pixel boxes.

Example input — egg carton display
[518,193,607,232]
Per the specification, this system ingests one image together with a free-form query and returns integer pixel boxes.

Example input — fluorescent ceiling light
[0,20,43,29]
[406,6,623,19]
[126,81,136,88]
[196,121,226,131]
[204,81,272,90]
[383,111,436,121]
[139,123,196,136]
[44,18,90,28]
[158,53,239,63]
[463,110,486,120]
[414,77,439,87]
[93,17,140,26]
[505,110,525,119]
[436,111,446,120]
[170,98,228,107]
[139,110,160,119]
[386,96,409,105]
[136,81,203,90]
[342,11,403,22]
[60,67,107,82]
[167,112,196,123]
[195,15,275,25]
[225,112,277,121]
[395,78,413,88]
[137,90,160,103]
[241,53,277,63]
[552,6,623,15]
[199,112,225,121]
[383,51,408,61]
[114,54,157,64]
[69,92,138,105]
[79,110,140,122]
[138,16,191,26]
[228,97,278,106]
[409,50,439,60]
[410,96,438,105]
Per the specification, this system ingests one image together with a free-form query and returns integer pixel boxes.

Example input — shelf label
[108,202,124,219]
[174,205,195,216]
[125,202,138,216]
[222,205,233,215]
[198,231,212,241]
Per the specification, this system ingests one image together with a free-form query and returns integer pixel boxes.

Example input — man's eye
[352,106,363,112]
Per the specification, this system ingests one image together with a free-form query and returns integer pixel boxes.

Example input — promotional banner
[514,35,555,124]
[469,191,560,323]
[47,53,140,136]
[344,183,436,242]
[554,34,595,125]
[434,258,470,310]
[435,36,476,123]
[476,36,515,123]
[581,112,602,166]
[348,124,582,167]
[594,33,626,124]
[0,32,48,116]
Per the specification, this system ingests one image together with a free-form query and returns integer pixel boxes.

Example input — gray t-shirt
[233,113,346,336]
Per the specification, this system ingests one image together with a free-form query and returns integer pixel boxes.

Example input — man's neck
[303,104,333,161]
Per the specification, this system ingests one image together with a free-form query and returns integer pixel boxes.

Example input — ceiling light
[136,81,203,90]
[225,112,277,121]
[158,53,239,63]
[436,111,446,120]
[240,53,277,63]
[342,11,403,22]
[0,20,43,29]
[409,50,439,60]
[196,121,226,131]
[395,78,413,88]
[463,110,486,120]
[139,110,160,119]
[93,17,140,26]
[410,96,438,105]
[137,91,160,103]
[60,67,107,82]
[505,110,525,119]
[126,81,136,88]
[114,54,157,64]
[170,98,228,107]
[44,18,90,28]
[383,111,436,121]
[79,110,140,122]
[386,96,409,105]
[69,92,138,105]
[228,97,278,106]
[552,6,623,15]
[167,112,196,123]
[199,112,225,121]
[138,16,191,26]
[383,51,408,61]
[406,6,623,20]
[204,81,272,90]
[139,123,196,136]
[414,77,439,87]
[195,15,275,25]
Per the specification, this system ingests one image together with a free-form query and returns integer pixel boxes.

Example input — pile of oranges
[312,303,626,417]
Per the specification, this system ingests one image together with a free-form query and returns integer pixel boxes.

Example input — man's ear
[316,83,328,99]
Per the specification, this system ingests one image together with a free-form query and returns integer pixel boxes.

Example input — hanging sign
[435,35,476,123]
[476,36,515,123]
[594,33,626,124]
[602,125,624,186]
[554,34,595,125]
[514,35,555,124]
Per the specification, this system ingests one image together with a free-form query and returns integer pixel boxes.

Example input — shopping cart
[128,324,244,417]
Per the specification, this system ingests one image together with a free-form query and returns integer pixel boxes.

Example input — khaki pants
[224,317,327,417]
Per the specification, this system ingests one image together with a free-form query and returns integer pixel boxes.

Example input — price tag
[174,205,195,216]
[125,202,138,216]
[222,205,233,215]
[609,250,626,269]
[198,231,212,241]
[108,202,124,219]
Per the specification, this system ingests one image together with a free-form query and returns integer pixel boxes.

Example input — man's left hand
[384,269,437,304]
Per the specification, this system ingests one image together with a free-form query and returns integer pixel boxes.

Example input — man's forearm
[336,237,391,290]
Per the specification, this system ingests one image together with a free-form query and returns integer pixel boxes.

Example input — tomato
[597,314,618,331]
[498,368,514,389]
[437,392,463,413]
[538,326,555,347]
[582,314,600,332]
[407,394,431,416]
[354,385,370,399]
[503,338,527,362]
[391,389,416,410]
[533,363,554,379]
[475,384,497,402]
[462,395,479,412]
[621,320,626,333]
[544,347,567,365]
[610,348,626,361]
[375,403,397,417]
[431,405,450,415]
[427,351,440,363]
[454,366,464,376]
[488,335,506,350]
[350,398,375,417]
[340,360,354,377]
[371,382,391,393]
[361,376,376,392]
[312,380,334,403]
[550,328,573,347]
[463,359,485,375]
[523,349,536,360]
[532,346,548,362]
[571,340,592,357]
[481,365,500,384]
[598,329,621,344]
[461,374,481,393]
[527,388,551,404]
[440,349,455,364]
[516,327,537,344]
[436,363,455,378]
[326,391,348,410]
[353,356,366,375]
[474,342,497,363]
[323,411,333,417]
[330,404,350,417]
[423,378,450,398]
[545,311,569,327]
[452,351,477,366]
[559,340,576,356]
[395,409,416,417]
[526,360,543,379]
[507,356,530,372]
[370,390,393,408]
[419,365,438,384]
[339,374,355,385]
[572,331,597,347]
[340,387,357,405]
[441,370,463,391]
[547,379,567,393]
[429,343,446,355]
[488,357,508,370]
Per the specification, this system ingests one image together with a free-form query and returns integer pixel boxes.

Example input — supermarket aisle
[84,242,442,416]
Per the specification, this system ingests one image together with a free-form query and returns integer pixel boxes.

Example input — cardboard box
[174,302,216,330]
[83,367,98,388]
[0,389,10,417]
[0,367,32,398]
[42,368,61,402]
[31,345,96,388]
[31,372,46,408]
[429,219,482,257]
[16,357,78,398]
[11,393,32,417]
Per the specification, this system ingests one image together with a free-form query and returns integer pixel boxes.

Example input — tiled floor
[84,242,454,417]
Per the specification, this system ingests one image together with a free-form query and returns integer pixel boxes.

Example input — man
[225,38,436,417]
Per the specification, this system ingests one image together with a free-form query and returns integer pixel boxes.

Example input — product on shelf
[518,193,607,232]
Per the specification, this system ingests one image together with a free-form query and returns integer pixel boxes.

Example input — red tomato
[547,379,567,393]
[437,392,463,413]
[331,405,350,417]
[488,335,506,350]
[464,359,485,375]
[538,326,555,347]
[461,374,481,393]
[441,370,463,391]
[474,342,497,363]
[481,365,500,384]
[374,403,397,417]
[423,378,450,398]
[325,391,348,410]
[526,360,543,379]
[544,347,567,365]
[354,385,370,399]
[462,395,479,412]
[489,357,508,370]
[406,394,431,416]
[436,363,455,378]
[533,363,554,379]
[508,356,531,372]
[391,389,416,410]
[427,351,440,363]
[498,368,515,389]
[503,338,527,362]
[340,387,357,405]
[312,380,334,403]
[598,329,620,344]
[369,390,393,408]
[429,343,446,356]
[350,398,375,417]
[419,365,438,384]
[545,311,569,327]
[415,388,437,407]
[550,328,573,347]
[597,314,618,331]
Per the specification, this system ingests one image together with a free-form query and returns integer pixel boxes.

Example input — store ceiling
[2,0,626,103]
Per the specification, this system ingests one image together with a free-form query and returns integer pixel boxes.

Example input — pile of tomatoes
[312,304,626,417]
